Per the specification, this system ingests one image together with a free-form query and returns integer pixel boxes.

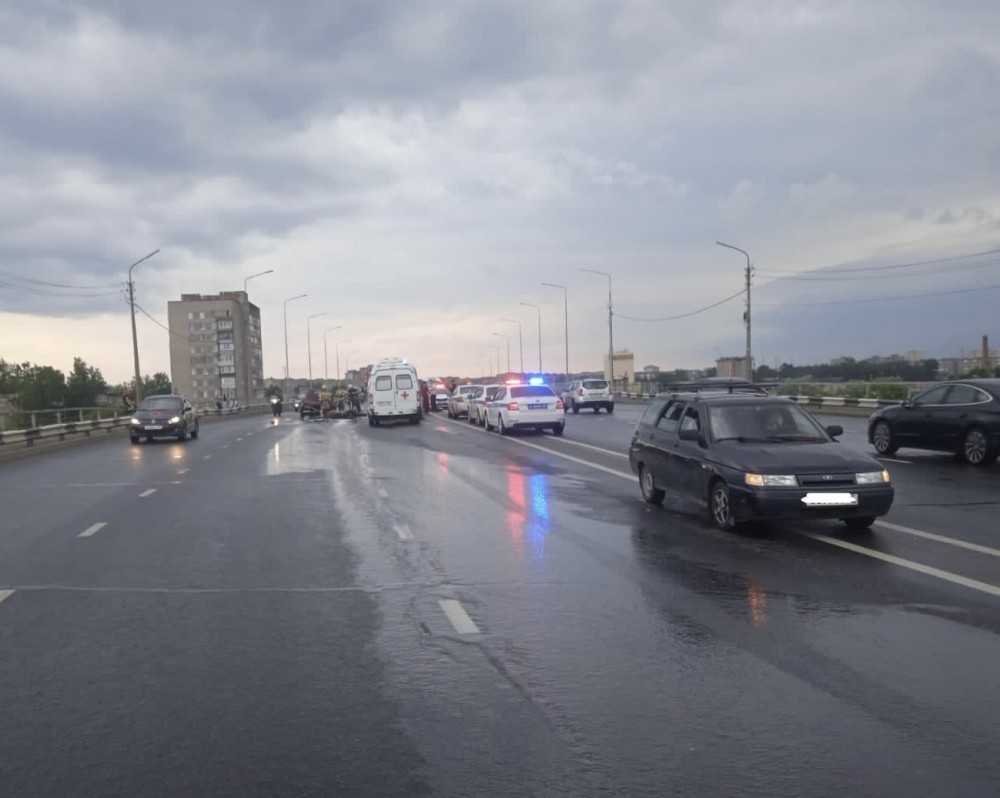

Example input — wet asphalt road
[0,407,998,797]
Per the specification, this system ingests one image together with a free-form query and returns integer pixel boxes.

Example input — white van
[367,358,421,426]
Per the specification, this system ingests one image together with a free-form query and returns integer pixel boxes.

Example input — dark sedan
[629,392,894,531]
[868,379,1000,466]
[129,394,199,443]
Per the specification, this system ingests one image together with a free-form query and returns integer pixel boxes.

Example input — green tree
[142,372,173,396]
[65,357,108,407]
[13,364,66,409]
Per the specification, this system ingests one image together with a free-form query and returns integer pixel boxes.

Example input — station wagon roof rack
[666,377,773,395]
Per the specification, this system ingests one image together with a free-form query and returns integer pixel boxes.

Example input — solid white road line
[546,436,630,459]
[445,411,1000,599]
[805,533,1000,599]
[0,590,13,605]
[879,457,912,464]
[378,487,389,499]
[439,599,480,634]
[78,522,107,538]
[393,524,414,541]
[875,520,1000,559]
[138,488,157,498]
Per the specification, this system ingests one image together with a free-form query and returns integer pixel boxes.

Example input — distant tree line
[755,357,940,382]
[0,357,171,410]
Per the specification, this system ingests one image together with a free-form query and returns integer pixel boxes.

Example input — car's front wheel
[709,479,734,530]
[962,426,996,466]
[842,516,876,532]
[177,424,187,442]
[190,422,199,439]
[129,435,140,445]
[639,465,664,506]
[871,420,898,456]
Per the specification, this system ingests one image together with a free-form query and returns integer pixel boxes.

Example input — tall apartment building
[167,292,263,406]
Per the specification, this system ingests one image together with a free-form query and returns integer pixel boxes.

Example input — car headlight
[130,417,141,425]
[745,473,798,487]
[168,416,181,424]
[855,470,890,484]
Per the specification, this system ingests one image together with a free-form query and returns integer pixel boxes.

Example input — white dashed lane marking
[0,590,14,606]
[439,599,480,634]
[138,488,157,498]
[377,487,389,499]
[79,522,107,538]
[393,524,414,541]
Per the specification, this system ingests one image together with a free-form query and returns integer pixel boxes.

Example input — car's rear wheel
[871,421,898,456]
[842,516,876,532]
[606,404,614,414]
[484,412,493,431]
[497,414,508,436]
[639,465,664,506]
[410,414,420,425]
[552,422,564,437]
[962,426,995,466]
[709,479,734,530]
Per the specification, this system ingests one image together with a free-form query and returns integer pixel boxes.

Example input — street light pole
[501,318,524,374]
[323,326,341,381]
[241,269,273,404]
[492,332,510,373]
[520,302,542,374]
[306,312,327,385]
[717,241,754,380]
[283,293,307,401]
[542,282,569,381]
[580,269,613,385]
[127,249,160,402]
[336,339,352,381]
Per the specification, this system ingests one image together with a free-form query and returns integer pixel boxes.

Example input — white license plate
[527,403,547,410]
[802,493,858,507]
[145,425,163,431]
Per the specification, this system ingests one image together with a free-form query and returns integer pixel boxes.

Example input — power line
[0,269,121,290]
[134,302,190,341]
[757,282,1000,307]
[0,278,122,298]
[757,258,1000,282]
[615,288,746,322]
[758,246,1000,276]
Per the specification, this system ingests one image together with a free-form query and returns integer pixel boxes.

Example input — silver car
[467,383,504,425]
[447,384,479,419]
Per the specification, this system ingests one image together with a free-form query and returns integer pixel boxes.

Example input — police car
[483,379,565,436]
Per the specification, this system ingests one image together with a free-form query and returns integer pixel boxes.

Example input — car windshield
[582,380,608,389]
[708,403,828,442]
[139,398,182,411]
[458,386,477,395]
[510,386,555,398]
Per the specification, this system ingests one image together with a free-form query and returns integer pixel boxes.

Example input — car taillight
[507,402,519,411]
[556,400,564,409]
[578,388,584,396]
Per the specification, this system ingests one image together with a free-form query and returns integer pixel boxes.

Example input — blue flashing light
[528,376,545,386]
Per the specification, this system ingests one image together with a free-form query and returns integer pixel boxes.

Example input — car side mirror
[678,428,700,442]
[825,424,844,438]
[901,399,912,409]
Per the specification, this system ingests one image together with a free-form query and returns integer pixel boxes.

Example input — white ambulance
[367,358,422,426]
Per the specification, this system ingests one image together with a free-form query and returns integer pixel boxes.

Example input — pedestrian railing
[618,391,897,411]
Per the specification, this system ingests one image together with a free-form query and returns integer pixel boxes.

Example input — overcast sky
[1,0,999,384]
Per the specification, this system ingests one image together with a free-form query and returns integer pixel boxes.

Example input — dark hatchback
[629,388,894,531]
[868,379,1000,466]
[129,394,199,443]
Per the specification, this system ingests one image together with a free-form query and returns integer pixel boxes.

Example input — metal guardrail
[0,404,271,448]
[619,392,897,411]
